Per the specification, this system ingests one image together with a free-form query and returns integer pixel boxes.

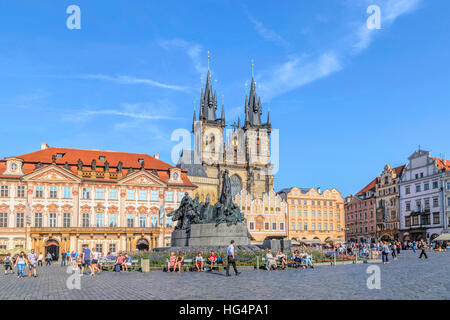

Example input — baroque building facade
[277,187,345,242]
[375,164,405,241]
[399,149,449,242]
[344,178,377,242]
[0,144,195,255]
[442,171,450,234]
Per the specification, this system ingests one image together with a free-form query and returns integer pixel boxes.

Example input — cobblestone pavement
[0,250,449,300]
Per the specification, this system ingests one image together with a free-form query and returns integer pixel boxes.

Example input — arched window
[230,174,242,197]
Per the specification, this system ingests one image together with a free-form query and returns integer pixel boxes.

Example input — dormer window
[99,156,105,161]
[138,159,144,164]
[56,153,64,158]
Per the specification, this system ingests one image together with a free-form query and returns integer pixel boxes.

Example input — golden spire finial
[207,50,210,71]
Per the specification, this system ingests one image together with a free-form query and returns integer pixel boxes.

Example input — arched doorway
[381,234,392,242]
[45,239,60,261]
[136,238,149,251]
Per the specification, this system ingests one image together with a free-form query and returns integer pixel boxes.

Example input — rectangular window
[49,186,57,199]
[63,212,71,227]
[447,182,450,190]
[16,185,25,198]
[166,216,173,228]
[406,201,411,211]
[109,244,116,253]
[298,210,301,216]
[63,187,71,199]
[422,214,430,225]
[34,212,42,227]
[329,211,333,218]
[127,214,134,227]
[264,222,269,230]
[49,213,57,227]
[447,197,450,207]
[424,183,430,191]
[337,213,340,219]
[109,213,117,227]
[249,222,255,230]
[405,186,411,195]
[151,190,158,201]
[304,200,307,205]
[416,184,421,193]
[0,185,9,197]
[291,210,295,217]
[34,186,43,198]
[324,211,327,218]
[179,192,185,202]
[433,181,439,189]
[425,199,430,209]
[139,190,146,201]
[318,210,321,217]
[95,244,103,253]
[291,222,295,230]
[312,223,315,231]
[297,222,301,230]
[109,189,117,200]
[96,213,104,227]
[16,212,24,228]
[433,197,439,208]
[151,214,157,227]
[82,213,90,227]
[139,214,146,228]
[312,210,315,217]
[318,223,321,230]
[0,212,8,227]
[329,223,333,231]
[127,189,135,200]
[405,216,411,227]
[337,224,340,232]
[82,188,90,199]
[166,191,173,202]
[96,188,104,200]
[272,222,277,230]
[324,223,327,230]
[304,223,308,231]
[280,223,284,230]
[433,213,440,225]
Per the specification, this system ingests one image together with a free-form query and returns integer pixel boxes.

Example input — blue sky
[0,0,449,196]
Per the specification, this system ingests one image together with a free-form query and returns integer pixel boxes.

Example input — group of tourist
[165,240,241,276]
[2,245,136,279]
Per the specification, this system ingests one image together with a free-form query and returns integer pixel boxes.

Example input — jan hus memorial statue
[169,170,250,246]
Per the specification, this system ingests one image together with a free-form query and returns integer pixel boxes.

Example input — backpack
[115,264,121,272]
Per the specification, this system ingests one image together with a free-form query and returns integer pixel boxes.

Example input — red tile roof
[431,157,450,171]
[393,165,406,177]
[0,147,195,186]
[355,177,379,197]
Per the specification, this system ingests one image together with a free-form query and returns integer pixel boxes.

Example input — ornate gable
[118,170,166,187]
[22,165,81,183]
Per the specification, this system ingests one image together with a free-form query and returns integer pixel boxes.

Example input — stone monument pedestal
[171,222,251,247]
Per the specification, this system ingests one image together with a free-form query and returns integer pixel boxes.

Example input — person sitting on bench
[276,250,287,270]
[207,251,217,271]
[302,251,314,269]
[115,253,125,272]
[266,250,277,270]
[167,252,177,272]
[195,252,204,272]
[123,254,132,271]
[175,251,184,273]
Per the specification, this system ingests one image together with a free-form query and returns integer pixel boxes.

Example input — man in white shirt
[226,240,240,276]
[266,250,277,270]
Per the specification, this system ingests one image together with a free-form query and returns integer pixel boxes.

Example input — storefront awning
[434,233,450,241]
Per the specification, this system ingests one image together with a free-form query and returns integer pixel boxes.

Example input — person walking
[27,249,38,278]
[37,252,43,267]
[4,253,13,275]
[381,241,390,264]
[225,240,240,277]
[45,252,52,266]
[61,251,67,267]
[14,252,27,279]
[419,241,428,259]
[81,245,94,276]
[412,241,417,253]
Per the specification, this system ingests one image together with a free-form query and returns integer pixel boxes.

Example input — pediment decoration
[118,170,166,187]
[107,206,119,214]
[23,165,81,183]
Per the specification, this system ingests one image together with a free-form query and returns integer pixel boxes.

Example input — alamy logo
[66,5,81,30]
[366,5,381,30]
[366,265,381,290]
[66,266,81,290]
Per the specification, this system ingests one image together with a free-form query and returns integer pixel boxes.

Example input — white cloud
[248,15,289,48]
[159,39,207,75]
[76,74,190,92]
[259,0,421,99]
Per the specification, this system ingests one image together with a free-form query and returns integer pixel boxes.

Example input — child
[4,253,13,274]
[195,252,204,272]
[167,252,177,272]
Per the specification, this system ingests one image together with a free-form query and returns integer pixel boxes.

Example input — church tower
[192,69,225,178]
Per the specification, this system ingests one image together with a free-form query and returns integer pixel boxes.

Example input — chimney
[153,154,159,160]
[41,142,49,150]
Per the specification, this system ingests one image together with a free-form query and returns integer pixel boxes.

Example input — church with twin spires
[177,68,274,204]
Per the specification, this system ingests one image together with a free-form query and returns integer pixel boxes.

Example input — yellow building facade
[278,187,345,242]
